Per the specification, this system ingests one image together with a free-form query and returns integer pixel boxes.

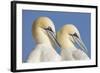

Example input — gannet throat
[27,17,61,62]
[44,27,61,48]
[32,17,60,47]
[57,24,89,60]
[70,32,88,54]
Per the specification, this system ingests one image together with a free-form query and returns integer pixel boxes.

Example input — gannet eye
[44,26,53,32]
[73,32,79,38]
[69,32,79,38]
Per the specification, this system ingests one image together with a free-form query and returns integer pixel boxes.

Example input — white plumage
[61,48,89,60]
[28,44,61,62]
[57,24,89,60]
[27,17,61,62]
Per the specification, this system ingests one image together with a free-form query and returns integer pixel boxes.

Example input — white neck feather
[33,27,54,47]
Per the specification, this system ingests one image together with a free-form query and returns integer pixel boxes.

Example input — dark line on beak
[52,34,61,48]
[44,27,61,48]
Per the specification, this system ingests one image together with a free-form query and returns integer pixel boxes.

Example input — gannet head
[34,17,55,33]
[32,17,60,47]
[57,24,88,53]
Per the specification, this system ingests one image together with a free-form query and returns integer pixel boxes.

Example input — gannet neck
[57,24,89,60]
[57,29,76,50]
[32,17,55,47]
[59,36,75,49]
[33,27,53,46]
[63,39,75,49]
[28,17,61,62]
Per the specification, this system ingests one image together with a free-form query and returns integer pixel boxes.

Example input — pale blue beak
[73,36,88,55]
[46,29,61,48]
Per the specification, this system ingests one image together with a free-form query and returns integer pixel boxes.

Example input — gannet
[27,17,61,62]
[57,24,90,60]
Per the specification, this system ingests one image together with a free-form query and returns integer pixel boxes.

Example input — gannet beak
[44,28,61,48]
[72,36,88,54]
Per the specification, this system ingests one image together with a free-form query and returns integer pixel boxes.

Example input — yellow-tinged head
[57,24,88,53]
[57,24,80,48]
[32,17,60,47]
[59,24,80,39]
[33,17,55,32]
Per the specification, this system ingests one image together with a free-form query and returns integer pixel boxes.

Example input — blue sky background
[22,10,91,62]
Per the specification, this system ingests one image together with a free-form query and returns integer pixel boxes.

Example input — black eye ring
[69,32,79,38]
[44,26,53,32]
